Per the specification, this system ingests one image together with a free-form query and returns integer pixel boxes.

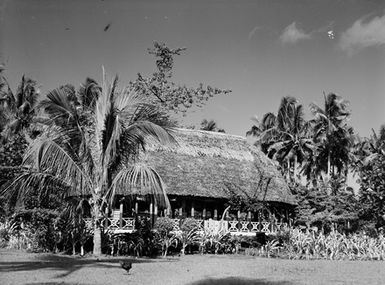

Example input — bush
[8,208,59,252]
[181,218,200,232]
[154,217,178,257]
[281,228,385,260]
[0,221,11,248]
[177,218,201,255]
[113,218,159,257]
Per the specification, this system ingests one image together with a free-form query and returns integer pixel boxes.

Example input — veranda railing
[83,217,288,235]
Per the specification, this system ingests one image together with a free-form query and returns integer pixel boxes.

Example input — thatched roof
[133,128,296,205]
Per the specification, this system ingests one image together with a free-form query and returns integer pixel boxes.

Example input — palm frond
[94,68,115,165]
[0,171,69,205]
[39,87,79,126]
[23,136,93,195]
[79,77,101,109]
[125,120,176,150]
[107,163,170,209]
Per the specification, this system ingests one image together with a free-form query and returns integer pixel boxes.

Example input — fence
[83,217,288,235]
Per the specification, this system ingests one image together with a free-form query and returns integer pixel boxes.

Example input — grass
[1,249,385,285]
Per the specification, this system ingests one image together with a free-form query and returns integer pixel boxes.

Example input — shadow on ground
[0,252,174,278]
[24,283,84,285]
[189,277,294,285]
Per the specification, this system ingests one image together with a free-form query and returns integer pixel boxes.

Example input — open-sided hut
[111,128,296,230]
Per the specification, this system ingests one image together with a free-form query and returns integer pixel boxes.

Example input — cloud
[280,22,311,44]
[248,26,261,40]
[339,13,385,54]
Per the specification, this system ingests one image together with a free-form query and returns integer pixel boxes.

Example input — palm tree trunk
[327,151,331,181]
[92,203,103,256]
[294,155,298,183]
[93,224,102,256]
[286,160,290,182]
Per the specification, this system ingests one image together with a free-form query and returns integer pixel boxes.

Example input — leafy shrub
[181,218,200,232]
[177,218,201,255]
[154,217,178,256]
[103,218,159,257]
[282,228,385,260]
[0,221,11,248]
[8,208,59,252]
[198,231,237,254]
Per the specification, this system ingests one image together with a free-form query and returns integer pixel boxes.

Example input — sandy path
[1,249,385,285]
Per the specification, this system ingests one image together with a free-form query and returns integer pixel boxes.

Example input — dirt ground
[1,249,385,285]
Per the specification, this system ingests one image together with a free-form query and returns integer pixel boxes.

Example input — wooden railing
[83,217,135,233]
[83,217,287,235]
[171,219,287,235]
[227,220,288,235]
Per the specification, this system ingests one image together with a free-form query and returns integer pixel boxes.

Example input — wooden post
[179,206,183,216]
[149,202,153,226]
[154,204,158,216]
[191,202,195,218]
[182,200,186,218]
[237,210,241,220]
[285,209,288,222]
[135,201,138,214]
[104,207,109,229]
[203,207,206,219]
[248,211,251,221]
[214,209,218,220]
[119,202,123,228]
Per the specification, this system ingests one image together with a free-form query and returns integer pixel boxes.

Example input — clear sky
[1,0,385,137]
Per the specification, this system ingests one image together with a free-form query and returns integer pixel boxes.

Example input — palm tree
[310,93,352,180]
[0,74,40,139]
[200,119,225,133]
[248,97,313,183]
[246,112,276,153]
[352,125,385,170]
[0,71,41,191]
[2,71,176,255]
[267,97,313,182]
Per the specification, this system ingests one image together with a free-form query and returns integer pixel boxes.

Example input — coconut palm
[352,125,385,171]
[310,93,352,180]
[246,112,276,153]
[0,71,41,192]
[0,74,40,139]
[267,97,314,182]
[2,71,176,255]
[200,119,225,133]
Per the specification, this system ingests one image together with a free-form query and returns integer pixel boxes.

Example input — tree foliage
[200,119,225,133]
[132,42,231,115]
[294,179,359,233]
[355,125,385,230]
[247,97,313,182]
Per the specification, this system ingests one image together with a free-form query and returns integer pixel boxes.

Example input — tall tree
[309,93,353,181]
[2,71,176,255]
[0,74,40,139]
[267,97,313,182]
[0,70,41,199]
[248,97,313,183]
[354,125,385,230]
[246,112,276,153]
[132,42,231,115]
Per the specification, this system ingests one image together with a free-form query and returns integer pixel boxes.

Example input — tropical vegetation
[0,43,384,260]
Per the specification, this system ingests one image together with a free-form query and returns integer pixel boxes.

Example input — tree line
[247,95,385,233]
